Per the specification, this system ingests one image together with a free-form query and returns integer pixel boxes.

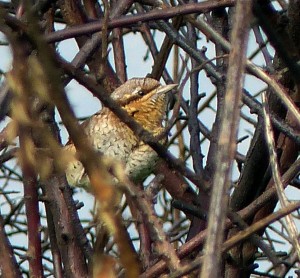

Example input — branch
[44,1,235,43]
[200,2,252,277]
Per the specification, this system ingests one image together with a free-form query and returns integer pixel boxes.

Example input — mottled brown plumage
[65,78,176,188]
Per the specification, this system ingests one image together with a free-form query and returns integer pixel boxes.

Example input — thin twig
[261,91,300,261]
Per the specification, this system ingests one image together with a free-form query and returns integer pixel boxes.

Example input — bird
[64,77,177,189]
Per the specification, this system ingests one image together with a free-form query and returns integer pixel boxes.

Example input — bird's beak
[156,84,178,95]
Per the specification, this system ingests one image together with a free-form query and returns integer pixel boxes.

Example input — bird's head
[111,78,177,132]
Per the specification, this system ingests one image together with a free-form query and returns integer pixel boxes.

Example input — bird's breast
[87,111,139,161]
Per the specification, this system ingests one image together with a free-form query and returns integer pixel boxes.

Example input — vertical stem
[19,132,43,278]
[0,214,22,278]
[200,2,252,277]
[261,92,300,261]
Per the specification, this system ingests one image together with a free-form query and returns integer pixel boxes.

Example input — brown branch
[111,27,127,83]
[44,1,236,43]
[169,201,300,278]
[200,2,252,277]
[142,156,300,277]
[111,0,129,83]
[0,214,22,278]
[19,132,43,278]
[136,3,173,82]
[3,8,90,276]
[43,205,63,278]
[190,13,300,130]
[224,201,300,253]
[123,177,181,273]
[149,15,183,80]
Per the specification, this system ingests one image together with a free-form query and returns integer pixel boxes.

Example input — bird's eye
[132,87,145,97]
